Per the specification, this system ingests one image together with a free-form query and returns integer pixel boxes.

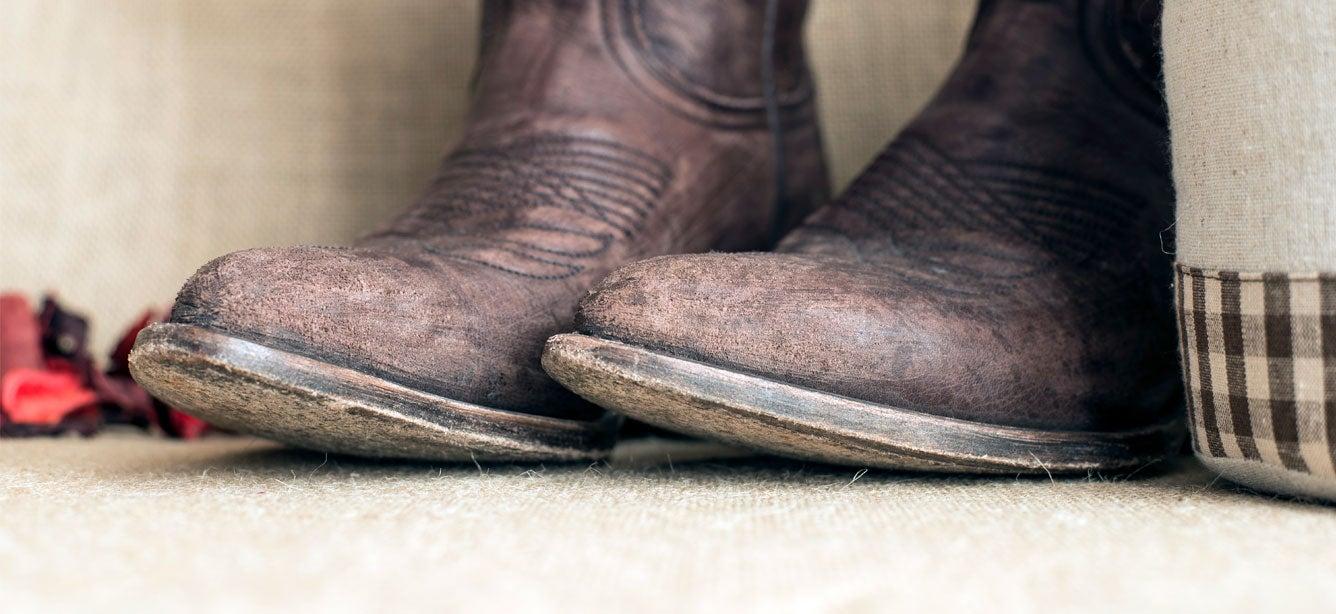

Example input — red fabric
[1,368,98,425]
[1,295,44,374]
[167,410,211,440]
[0,292,216,438]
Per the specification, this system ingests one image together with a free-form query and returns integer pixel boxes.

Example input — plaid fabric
[1177,265,1336,478]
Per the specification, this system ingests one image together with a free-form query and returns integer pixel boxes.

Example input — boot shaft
[468,0,814,130]
[964,0,1165,123]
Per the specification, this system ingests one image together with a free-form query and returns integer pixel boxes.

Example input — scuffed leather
[170,0,829,419]
[577,0,1178,431]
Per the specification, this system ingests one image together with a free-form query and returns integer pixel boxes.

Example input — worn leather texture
[168,0,829,419]
[578,0,1179,432]
[2,0,978,354]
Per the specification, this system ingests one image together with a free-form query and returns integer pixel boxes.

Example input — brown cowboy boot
[545,0,1183,473]
[129,0,829,461]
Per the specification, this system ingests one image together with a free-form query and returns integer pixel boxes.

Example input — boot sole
[129,324,617,461]
[542,333,1183,474]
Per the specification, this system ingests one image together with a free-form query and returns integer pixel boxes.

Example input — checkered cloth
[1177,265,1336,478]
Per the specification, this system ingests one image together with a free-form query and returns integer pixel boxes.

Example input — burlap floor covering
[2,435,1333,613]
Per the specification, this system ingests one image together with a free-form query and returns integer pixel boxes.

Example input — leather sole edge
[129,324,617,462]
[542,333,1183,474]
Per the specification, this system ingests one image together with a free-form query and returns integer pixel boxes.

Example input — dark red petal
[109,310,160,375]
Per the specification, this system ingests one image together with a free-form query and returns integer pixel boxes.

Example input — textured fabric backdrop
[1167,1,1336,271]
[1,0,975,353]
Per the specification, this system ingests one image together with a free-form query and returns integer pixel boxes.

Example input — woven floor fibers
[1,435,1332,613]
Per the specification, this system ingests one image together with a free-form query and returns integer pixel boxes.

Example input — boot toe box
[575,253,1167,431]
[170,246,586,416]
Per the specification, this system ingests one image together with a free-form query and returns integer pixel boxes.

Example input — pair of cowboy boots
[130,0,1182,473]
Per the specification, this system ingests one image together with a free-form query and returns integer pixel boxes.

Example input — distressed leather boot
[545,0,1183,473]
[129,0,828,461]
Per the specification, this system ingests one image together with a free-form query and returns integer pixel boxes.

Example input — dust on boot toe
[170,245,589,418]
[574,251,1175,433]
[544,0,1184,473]
[130,0,830,460]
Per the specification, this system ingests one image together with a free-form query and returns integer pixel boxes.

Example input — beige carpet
[1,434,1332,613]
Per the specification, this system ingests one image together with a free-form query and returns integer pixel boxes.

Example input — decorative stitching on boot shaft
[797,135,1148,297]
[600,0,814,129]
[367,134,672,280]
